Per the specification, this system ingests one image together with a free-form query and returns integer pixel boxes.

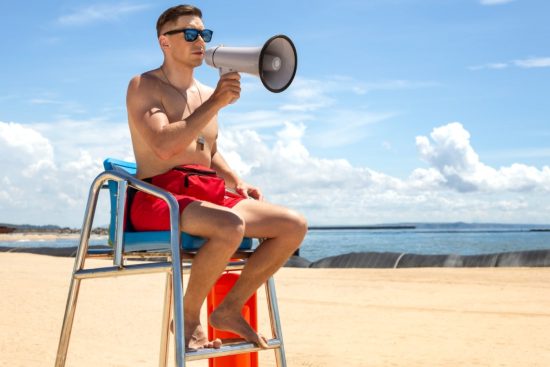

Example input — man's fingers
[249,188,263,201]
[221,72,241,80]
[237,186,249,198]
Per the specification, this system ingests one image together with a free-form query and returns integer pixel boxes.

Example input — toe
[258,334,269,349]
[213,338,222,349]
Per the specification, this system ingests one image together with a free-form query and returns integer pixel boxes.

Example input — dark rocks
[284,255,312,268]
[2,246,550,268]
[0,226,16,234]
[294,249,550,269]
[310,252,403,269]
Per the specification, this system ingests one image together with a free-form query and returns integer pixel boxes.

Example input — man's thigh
[179,200,241,237]
[231,199,300,238]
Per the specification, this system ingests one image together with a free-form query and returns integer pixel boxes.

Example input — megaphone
[205,35,297,93]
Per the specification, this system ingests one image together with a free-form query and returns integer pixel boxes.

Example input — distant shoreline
[2,222,549,237]
[308,225,416,230]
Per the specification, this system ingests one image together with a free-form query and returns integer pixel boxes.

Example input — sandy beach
[1,253,550,367]
[0,233,81,242]
[0,233,110,242]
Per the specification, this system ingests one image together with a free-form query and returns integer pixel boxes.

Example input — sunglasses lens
[201,30,213,42]
[183,29,199,41]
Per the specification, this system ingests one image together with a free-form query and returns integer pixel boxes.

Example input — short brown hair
[156,5,203,37]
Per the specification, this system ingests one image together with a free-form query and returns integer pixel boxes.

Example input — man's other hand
[236,181,263,201]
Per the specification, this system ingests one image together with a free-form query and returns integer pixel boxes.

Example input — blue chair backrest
[103,158,137,246]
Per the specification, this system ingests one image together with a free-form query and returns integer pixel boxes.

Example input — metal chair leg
[171,258,186,367]
[159,272,173,367]
[55,277,82,367]
[265,276,287,367]
[55,173,104,367]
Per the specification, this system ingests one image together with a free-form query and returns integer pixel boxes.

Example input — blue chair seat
[103,158,252,253]
[123,231,252,252]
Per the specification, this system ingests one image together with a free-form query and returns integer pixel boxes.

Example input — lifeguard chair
[54,158,287,367]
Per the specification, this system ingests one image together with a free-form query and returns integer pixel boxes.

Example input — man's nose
[196,35,206,44]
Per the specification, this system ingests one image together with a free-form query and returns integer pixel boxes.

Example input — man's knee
[213,211,245,244]
[282,209,308,242]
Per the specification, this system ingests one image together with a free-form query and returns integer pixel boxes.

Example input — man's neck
[161,60,194,90]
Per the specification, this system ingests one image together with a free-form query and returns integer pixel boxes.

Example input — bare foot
[209,306,269,348]
[171,320,222,351]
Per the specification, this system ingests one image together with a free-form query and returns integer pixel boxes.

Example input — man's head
[156,5,202,37]
[157,5,211,68]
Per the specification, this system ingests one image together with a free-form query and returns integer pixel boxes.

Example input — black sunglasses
[163,28,213,43]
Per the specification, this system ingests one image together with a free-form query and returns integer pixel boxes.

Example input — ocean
[3,225,550,262]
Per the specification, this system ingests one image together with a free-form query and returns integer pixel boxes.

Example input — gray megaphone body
[204,35,297,93]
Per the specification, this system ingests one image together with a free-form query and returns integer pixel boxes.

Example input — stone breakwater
[286,249,550,268]
[1,246,550,268]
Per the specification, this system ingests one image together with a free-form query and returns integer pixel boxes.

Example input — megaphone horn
[205,35,298,93]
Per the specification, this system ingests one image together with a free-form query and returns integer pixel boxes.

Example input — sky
[0,0,549,227]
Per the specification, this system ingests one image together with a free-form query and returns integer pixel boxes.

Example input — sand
[1,253,550,367]
[0,233,81,242]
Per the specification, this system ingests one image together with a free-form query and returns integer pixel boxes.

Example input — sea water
[3,227,550,262]
[300,228,550,261]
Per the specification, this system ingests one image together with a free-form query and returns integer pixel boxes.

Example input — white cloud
[483,147,550,160]
[217,121,550,225]
[0,120,132,226]
[469,63,509,70]
[305,109,395,148]
[226,76,398,148]
[514,57,550,68]
[355,79,439,93]
[278,76,435,112]
[30,98,64,105]
[58,3,150,26]
[480,0,515,5]
[279,78,337,112]
[470,57,550,71]
[2,117,549,226]
[416,122,550,192]
[221,109,312,131]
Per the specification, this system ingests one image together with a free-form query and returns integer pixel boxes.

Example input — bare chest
[161,85,217,143]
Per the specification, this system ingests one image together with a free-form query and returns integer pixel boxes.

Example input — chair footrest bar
[185,338,281,361]
[74,262,172,279]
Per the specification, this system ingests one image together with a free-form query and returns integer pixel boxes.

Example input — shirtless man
[126,5,307,350]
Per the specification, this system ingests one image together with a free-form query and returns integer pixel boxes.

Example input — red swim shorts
[130,165,245,231]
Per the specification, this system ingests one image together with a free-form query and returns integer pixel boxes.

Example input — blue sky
[1,0,549,227]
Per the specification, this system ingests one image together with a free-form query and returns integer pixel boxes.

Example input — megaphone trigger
[205,34,297,93]
[219,66,237,76]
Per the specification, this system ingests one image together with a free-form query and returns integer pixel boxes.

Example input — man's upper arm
[127,75,170,155]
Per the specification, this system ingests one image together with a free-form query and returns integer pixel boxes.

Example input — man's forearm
[211,152,240,188]
[157,98,223,159]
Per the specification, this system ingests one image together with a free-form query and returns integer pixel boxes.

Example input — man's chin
[192,59,204,68]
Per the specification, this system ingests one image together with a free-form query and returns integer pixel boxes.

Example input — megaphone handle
[218,67,239,104]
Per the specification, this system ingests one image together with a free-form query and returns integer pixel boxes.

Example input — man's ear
[159,35,170,49]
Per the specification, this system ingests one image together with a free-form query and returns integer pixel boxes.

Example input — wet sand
[1,253,550,366]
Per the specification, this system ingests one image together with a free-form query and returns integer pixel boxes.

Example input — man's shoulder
[127,70,163,99]
[129,70,161,87]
